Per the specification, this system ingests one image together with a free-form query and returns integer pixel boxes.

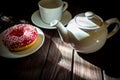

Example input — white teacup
[38,0,68,24]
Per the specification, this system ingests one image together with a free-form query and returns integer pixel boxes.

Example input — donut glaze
[2,24,38,51]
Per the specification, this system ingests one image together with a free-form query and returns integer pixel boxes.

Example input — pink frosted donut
[2,24,38,51]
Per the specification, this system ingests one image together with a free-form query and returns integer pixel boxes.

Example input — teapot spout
[50,20,69,42]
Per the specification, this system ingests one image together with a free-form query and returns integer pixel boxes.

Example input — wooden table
[0,25,103,80]
[0,19,120,80]
[0,0,120,80]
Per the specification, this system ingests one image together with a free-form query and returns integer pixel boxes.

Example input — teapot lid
[74,11,103,29]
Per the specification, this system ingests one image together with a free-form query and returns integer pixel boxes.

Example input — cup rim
[38,0,63,9]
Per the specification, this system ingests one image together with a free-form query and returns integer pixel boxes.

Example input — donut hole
[10,29,24,37]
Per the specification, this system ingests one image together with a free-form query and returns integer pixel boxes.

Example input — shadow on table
[77,31,120,78]
[41,37,98,80]
[0,14,31,33]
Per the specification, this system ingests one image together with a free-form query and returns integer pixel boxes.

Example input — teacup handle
[62,1,68,12]
[105,18,120,39]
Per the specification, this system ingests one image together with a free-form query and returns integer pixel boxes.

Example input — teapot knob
[85,11,102,27]
[85,11,95,19]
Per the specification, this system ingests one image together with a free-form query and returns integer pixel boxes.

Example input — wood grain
[40,31,73,80]
[103,70,120,80]
[0,29,53,80]
[73,51,103,80]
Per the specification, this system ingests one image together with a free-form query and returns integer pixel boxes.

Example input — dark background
[0,0,119,20]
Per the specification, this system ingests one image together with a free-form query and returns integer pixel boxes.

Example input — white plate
[31,10,72,29]
[0,27,45,58]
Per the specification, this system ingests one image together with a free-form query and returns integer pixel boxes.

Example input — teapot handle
[105,18,120,39]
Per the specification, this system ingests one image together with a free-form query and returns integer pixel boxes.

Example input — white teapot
[50,11,120,53]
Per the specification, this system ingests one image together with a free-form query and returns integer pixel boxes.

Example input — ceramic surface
[50,11,120,53]
[31,10,72,29]
[38,0,68,24]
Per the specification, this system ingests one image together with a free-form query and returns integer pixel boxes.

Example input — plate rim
[0,27,45,58]
[31,10,72,29]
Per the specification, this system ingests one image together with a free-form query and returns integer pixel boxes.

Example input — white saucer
[31,10,72,29]
[0,27,45,58]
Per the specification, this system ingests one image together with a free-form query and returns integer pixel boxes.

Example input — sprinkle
[2,24,38,49]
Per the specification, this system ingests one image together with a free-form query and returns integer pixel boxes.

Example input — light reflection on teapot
[50,11,120,53]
